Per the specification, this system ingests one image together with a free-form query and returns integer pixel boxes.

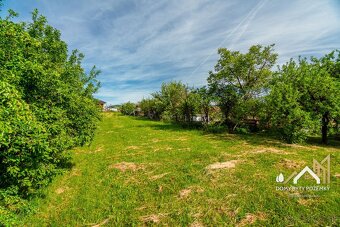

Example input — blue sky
[1,0,340,104]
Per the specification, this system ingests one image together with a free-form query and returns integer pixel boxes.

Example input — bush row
[0,9,101,222]
[121,45,340,144]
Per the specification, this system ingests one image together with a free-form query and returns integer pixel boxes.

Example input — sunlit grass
[22,113,339,226]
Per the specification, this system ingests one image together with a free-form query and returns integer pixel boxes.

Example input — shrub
[120,102,136,116]
[0,8,100,214]
[0,82,58,196]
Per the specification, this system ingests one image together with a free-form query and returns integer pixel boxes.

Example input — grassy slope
[23,113,339,226]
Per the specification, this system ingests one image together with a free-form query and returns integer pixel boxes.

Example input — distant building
[192,114,203,122]
[96,99,106,111]
[106,106,118,112]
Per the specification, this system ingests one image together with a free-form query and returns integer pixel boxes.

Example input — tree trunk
[322,112,329,144]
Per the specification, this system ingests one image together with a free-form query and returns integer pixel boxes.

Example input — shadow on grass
[307,136,340,149]
[133,117,340,149]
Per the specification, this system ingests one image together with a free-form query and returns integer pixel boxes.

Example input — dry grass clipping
[237,212,266,226]
[140,214,166,224]
[91,218,110,227]
[109,162,144,172]
[250,147,288,154]
[55,186,69,195]
[125,146,139,150]
[179,186,204,199]
[149,172,170,181]
[206,160,240,170]
[277,159,306,169]
[190,221,204,227]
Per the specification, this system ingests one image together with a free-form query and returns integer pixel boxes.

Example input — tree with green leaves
[140,98,162,120]
[120,102,136,116]
[0,8,101,201]
[152,81,187,122]
[267,54,340,143]
[194,86,213,123]
[313,51,340,139]
[180,89,200,123]
[208,44,277,130]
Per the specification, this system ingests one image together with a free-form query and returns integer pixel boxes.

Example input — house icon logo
[293,166,320,184]
[276,155,330,185]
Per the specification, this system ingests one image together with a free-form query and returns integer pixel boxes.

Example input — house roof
[96,99,106,104]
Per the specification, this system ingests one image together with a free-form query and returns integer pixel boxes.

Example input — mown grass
[22,112,339,226]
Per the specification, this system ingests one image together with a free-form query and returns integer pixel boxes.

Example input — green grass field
[22,113,339,226]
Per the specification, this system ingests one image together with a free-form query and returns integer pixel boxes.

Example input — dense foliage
[267,55,340,143]
[122,45,339,144]
[120,102,136,116]
[208,45,277,129]
[0,8,101,222]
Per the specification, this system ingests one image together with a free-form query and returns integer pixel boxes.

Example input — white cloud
[6,0,340,104]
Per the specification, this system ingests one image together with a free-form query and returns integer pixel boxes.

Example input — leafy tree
[0,8,101,202]
[180,89,200,122]
[194,86,213,123]
[266,65,315,143]
[120,102,136,116]
[267,56,340,143]
[313,51,340,139]
[208,44,277,130]
[140,98,162,120]
[152,81,187,122]
[0,82,54,195]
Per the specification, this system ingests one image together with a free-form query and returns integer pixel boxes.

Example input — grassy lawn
[22,113,339,226]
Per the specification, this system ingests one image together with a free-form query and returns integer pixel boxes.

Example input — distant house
[107,107,118,112]
[96,99,106,111]
[105,104,121,112]
[192,114,203,122]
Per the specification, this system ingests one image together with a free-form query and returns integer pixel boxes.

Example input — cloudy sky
[1,0,340,104]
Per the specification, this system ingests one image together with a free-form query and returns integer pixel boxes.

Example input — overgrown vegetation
[0,8,100,224]
[121,45,340,144]
[21,113,340,226]
[0,1,339,225]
